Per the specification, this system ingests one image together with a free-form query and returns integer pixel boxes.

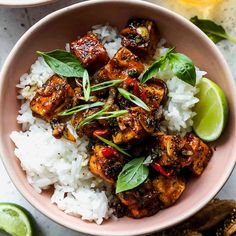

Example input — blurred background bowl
[0,0,57,8]
[0,0,236,235]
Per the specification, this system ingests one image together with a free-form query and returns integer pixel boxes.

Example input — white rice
[10,24,206,224]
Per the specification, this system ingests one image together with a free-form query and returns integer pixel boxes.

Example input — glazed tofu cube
[112,107,155,144]
[186,133,212,175]
[140,80,167,110]
[120,18,160,57]
[30,75,74,121]
[89,143,124,184]
[153,175,186,207]
[97,47,144,82]
[70,33,109,74]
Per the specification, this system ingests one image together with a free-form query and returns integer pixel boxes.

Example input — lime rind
[0,203,33,236]
[193,77,229,142]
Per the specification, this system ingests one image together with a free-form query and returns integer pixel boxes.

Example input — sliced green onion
[83,70,90,101]
[96,136,131,157]
[91,80,123,92]
[59,101,104,116]
[77,109,127,128]
[77,108,108,128]
[118,88,150,111]
[98,110,128,119]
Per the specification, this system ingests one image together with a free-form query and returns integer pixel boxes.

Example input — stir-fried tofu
[89,143,124,184]
[70,33,109,74]
[156,133,212,173]
[113,107,156,144]
[71,107,101,138]
[157,134,185,167]
[140,80,167,110]
[120,18,159,57]
[117,180,160,218]
[30,75,74,121]
[153,175,186,207]
[186,133,212,175]
[97,47,144,82]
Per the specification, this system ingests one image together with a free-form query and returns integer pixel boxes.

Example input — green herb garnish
[190,16,236,44]
[141,48,174,85]
[116,157,149,193]
[37,50,85,77]
[91,80,123,92]
[118,88,150,111]
[37,49,91,101]
[59,101,105,116]
[82,70,90,101]
[77,109,128,128]
[141,48,196,86]
[96,136,131,157]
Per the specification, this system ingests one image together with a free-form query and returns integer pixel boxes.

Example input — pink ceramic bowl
[0,0,57,7]
[0,0,236,235]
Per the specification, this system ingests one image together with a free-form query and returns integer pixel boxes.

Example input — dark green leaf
[118,88,150,111]
[83,70,90,101]
[140,47,175,84]
[116,157,149,193]
[91,80,123,92]
[37,50,85,77]
[190,16,236,44]
[96,136,131,157]
[58,101,104,116]
[169,53,196,86]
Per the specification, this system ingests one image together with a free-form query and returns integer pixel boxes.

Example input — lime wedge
[193,77,228,142]
[0,203,33,236]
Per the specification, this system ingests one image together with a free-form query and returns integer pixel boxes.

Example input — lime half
[0,203,33,236]
[193,77,228,142]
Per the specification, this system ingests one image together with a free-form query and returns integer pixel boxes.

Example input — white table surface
[0,1,236,235]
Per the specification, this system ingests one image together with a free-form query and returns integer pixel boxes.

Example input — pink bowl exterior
[0,0,57,7]
[0,0,236,235]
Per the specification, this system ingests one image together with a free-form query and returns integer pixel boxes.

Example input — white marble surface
[0,0,236,235]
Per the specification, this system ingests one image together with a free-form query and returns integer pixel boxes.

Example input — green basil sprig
[141,48,196,86]
[116,157,149,193]
[190,16,236,44]
[91,80,123,92]
[118,88,150,111]
[96,136,131,157]
[77,108,128,128]
[59,101,104,116]
[37,50,85,77]
[37,50,91,101]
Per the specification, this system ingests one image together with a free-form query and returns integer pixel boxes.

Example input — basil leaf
[141,47,175,84]
[37,50,85,77]
[96,136,131,157]
[190,16,236,44]
[59,101,104,116]
[168,53,196,86]
[116,157,149,193]
[118,88,150,111]
[91,80,123,92]
[83,70,90,101]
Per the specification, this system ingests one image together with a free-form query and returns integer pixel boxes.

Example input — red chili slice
[150,162,174,177]
[140,89,147,101]
[102,147,118,157]
[93,129,108,138]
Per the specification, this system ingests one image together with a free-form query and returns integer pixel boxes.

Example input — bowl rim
[0,0,57,8]
[0,0,236,235]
